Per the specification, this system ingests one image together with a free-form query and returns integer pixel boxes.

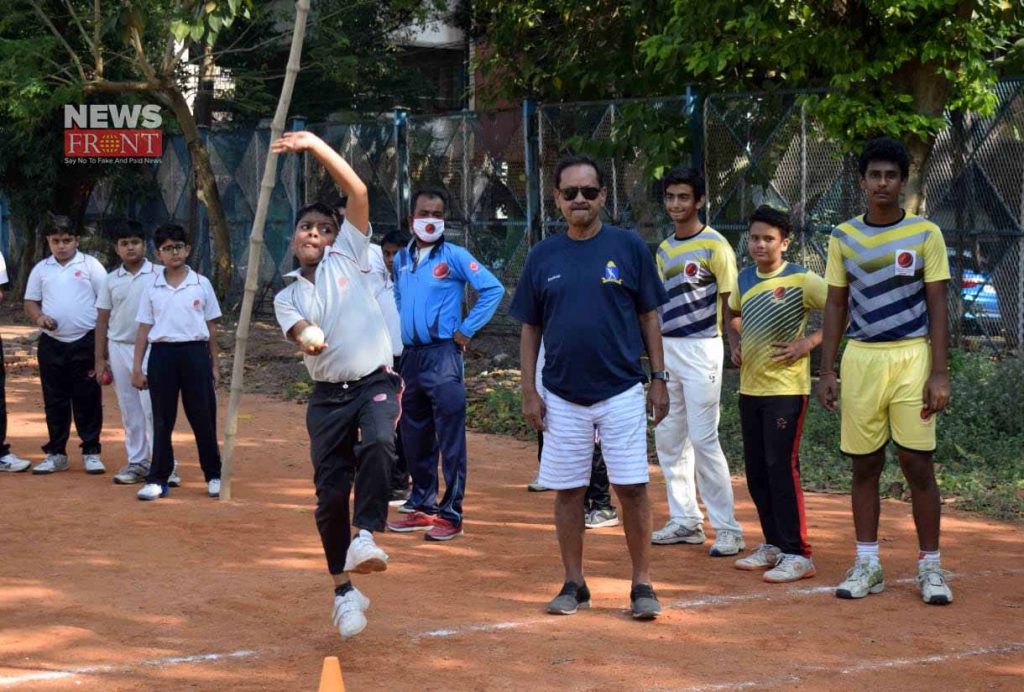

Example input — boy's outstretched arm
[271,131,369,235]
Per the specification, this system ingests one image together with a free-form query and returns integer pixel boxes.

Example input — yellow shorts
[839,338,936,455]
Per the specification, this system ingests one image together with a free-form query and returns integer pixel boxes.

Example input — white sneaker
[917,559,953,605]
[137,483,168,501]
[709,529,745,556]
[113,464,149,484]
[32,453,69,474]
[207,479,221,497]
[332,587,371,639]
[734,544,782,571]
[343,530,389,574]
[764,554,816,583]
[168,461,181,487]
[0,453,31,473]
[83,454,106,474]
[835,557,885,599]
[651,520,706,545]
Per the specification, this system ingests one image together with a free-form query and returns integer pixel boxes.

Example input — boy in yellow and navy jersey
[652,166,744,557]
[817,137,953,606]
[727,206,825,583]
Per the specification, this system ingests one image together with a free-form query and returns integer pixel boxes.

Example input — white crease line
[671,641,1024,691]
[415,567,1024,639]
[0,649,257,688]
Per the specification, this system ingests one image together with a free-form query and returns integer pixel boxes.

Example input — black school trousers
[37,332,102,456]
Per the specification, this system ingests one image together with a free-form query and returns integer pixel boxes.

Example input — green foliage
[466,384,534,439]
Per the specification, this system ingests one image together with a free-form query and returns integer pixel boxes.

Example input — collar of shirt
[409,236,446,268]
[44,250,86,267]
[116,259,155,278]
[283,267,317,285]
[154,267,200,289]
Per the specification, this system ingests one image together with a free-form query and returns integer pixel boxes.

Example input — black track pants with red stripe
[738,394,811,557]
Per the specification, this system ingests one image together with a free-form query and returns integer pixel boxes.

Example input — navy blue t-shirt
[509,225,668,406]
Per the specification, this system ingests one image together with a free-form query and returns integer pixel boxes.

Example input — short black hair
[410,186,449,216]
[295,202,340,228]
[749,205,793,238]
[43,214,77,238]
[154,224,187,247]
[382,230,409,247]
[554,155,605,189]
[662,166,706,200]
[326,191,348,211]
[858,137,910,179]
[112,219,145,243]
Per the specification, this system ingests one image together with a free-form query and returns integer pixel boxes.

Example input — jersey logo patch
[601,261,622,285]
[433,262,451,279]
[894,249,917,277]
[772,286,786,301]
[469,261,480,272]
[373,393,388,402]
[336,276,349,289]
[74,270,83,278]
[683,261,700,284]
[192,298,202,311]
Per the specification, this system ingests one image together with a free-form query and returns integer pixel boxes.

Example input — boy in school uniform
[0,249,31,472]
[818,137,953,605]
[272,131,399,640]
[24,214,107,475]
[726,206,826,583]
[94,220,180,486]
[132,224,222,501]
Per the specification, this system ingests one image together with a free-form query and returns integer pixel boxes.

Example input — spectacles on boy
[158,243,188,255]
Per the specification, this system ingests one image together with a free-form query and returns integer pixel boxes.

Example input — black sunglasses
[559,186,601,201]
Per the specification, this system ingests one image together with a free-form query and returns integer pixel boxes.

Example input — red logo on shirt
[192,298,202,311]
[469,261,480,272]
[74,270,83,278]
[684,262,699,277]
[772,286,786,300]
[337,276,349,289]
[897,251,914,268]
[433,262,450,279]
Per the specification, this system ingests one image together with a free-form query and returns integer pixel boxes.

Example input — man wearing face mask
[386,187,504,541]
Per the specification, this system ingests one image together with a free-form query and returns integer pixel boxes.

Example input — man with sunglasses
[510,155,669,620]
[385,187,504,541]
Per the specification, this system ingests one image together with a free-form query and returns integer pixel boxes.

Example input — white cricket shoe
[651,520,706,545]
[734,544,782,571]
[168,461,181,487]
[835,557,885,599]
[83,454,106,474]
[709,529,745,556]
[0,453,31,473]
[764,554,816,583]
[32,454,69,474]
[917,560,953,605]
[207,479,221,497]
[332,587,371,639]
[137,483,168,501]
[343,530,389,574]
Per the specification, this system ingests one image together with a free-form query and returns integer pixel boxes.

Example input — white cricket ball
[299,325,325,349]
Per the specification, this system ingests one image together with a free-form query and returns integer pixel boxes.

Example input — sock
[855,541,880,565]
[918,549,940,566]
[334,581,354,597]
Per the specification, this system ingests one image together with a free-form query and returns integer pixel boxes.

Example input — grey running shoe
[114,464,149,484]
[585,507,620,529]
[32,454,69,474]
[168,461,181,487]
[709,529,745,556]
[83,454,106,474]
[917,560,953,605]
[546,581,591,615]
[0,453,31,473]
[651,520,706,545]
[835,557,885,599]
[630,583,662,620]
[734,544,782,571]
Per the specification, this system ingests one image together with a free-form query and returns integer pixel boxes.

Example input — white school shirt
[24,251,107,343]
[273,219,392,383]
[367,244,403,358]
[0,252,8,284]
[95,259,158,343]
[137,267,222,342]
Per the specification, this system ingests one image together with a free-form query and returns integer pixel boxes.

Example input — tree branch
[94,0,103,79]
[129,25,158,82]
[61,0,95,54]
[28,0,87,82]
[83,79,162,94]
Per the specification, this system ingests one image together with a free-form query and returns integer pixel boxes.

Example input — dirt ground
[1,325,1022,691]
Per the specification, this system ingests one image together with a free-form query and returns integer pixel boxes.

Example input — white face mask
[412,217,444,243]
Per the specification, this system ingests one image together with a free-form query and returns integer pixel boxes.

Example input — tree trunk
[164,88,233,298]
[220,0,311,501]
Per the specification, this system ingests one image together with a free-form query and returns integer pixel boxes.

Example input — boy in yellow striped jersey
[652,167,744,557]
[817,137,952,606]
[727,206,825,583]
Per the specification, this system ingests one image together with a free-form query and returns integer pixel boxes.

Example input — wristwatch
[650,370,670,382]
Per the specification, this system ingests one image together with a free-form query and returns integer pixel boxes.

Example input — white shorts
[539,383,649,489]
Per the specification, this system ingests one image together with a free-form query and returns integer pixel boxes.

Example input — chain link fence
[705,82,1024,352]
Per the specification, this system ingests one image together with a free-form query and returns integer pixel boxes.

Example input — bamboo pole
[220,0,311,500]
